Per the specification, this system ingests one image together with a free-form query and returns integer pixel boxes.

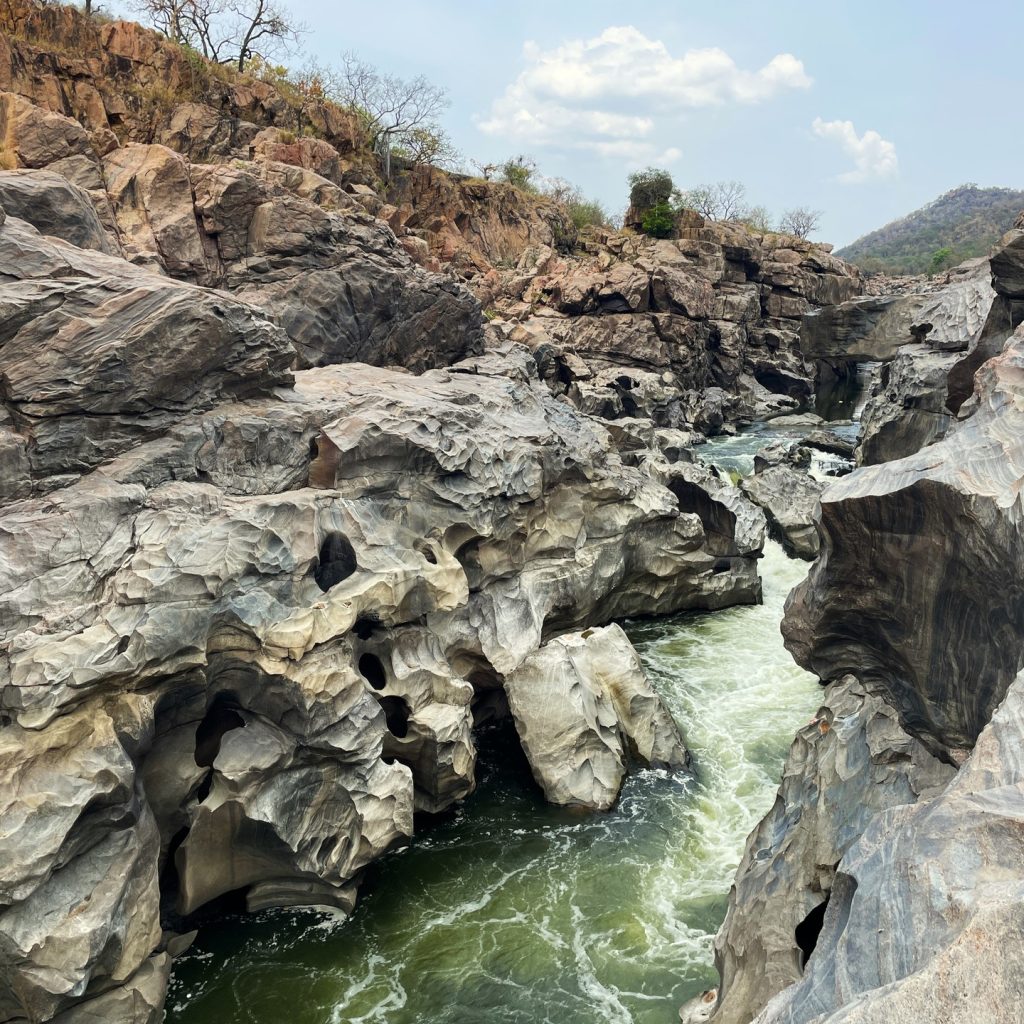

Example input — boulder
[741,463,824,560]
[503,624,687,810]
[0,169,117,253]
[0,213,293,483]
[102,144,211,280]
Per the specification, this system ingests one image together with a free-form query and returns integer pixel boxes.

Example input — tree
[628,167,675,212]
[678,180,747,220]
[130,0,304,71]
[337,53,449,181]
[498,155,537,191]
[739,204,773,233]
[539,178,609,230]
[779,207,823,239]
[392,125,461,173]
[929,246,955,275]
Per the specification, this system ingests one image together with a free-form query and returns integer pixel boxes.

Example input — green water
[166,542,818,1024]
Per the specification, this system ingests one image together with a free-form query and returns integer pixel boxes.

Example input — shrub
[500,155,537,192]
[567,197,609,230]
[641,201,676,238]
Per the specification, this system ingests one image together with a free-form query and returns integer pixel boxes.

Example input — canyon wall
[712,225,1024,1022]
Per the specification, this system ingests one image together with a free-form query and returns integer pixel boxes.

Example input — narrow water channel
[166,536,819,1024]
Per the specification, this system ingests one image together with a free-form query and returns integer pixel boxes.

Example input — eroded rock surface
[741,462,823,560]
[753,672,1024,1024]
[712,676,953,1024]
[0,190,763,1018]
[784,325,1024,754]
[504,624,687,809]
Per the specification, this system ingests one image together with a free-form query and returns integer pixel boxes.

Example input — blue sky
[281,0,1024,247]
[147,1,1024,247]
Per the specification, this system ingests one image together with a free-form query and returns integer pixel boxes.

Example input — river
[167,499,821,1024]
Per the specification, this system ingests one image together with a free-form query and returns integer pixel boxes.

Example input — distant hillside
[838,184,1024,275]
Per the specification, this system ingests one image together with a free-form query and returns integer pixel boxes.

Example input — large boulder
[503,623,687,809]
[741,462,824,560]
[0,169,117,253]
[0,213,293,483]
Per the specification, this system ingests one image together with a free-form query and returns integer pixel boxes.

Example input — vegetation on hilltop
[627,167,823,239]
[837,184,1024,275]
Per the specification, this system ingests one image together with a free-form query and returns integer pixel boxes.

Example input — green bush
[641,201,676,238]
[500,155,538,192]
[566,197,609,230]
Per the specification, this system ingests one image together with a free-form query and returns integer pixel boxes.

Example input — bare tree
[131,0,303,71]
[337,54,449,181]
[678,180,747,220]
[715,180,747,220]
[679,185,717,219]
[779,207,823,238]
[739,204,773,232]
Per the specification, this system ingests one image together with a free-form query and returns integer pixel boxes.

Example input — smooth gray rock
[753,672,1024,1024]
[0,214,293,483]
[0,169,118,254]
[784,324,1024,754]
[741,463,823,560]
[503,624,687,809]
[712,676,954,1024]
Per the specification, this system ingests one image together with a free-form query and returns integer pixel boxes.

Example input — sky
[152,1,1024,247]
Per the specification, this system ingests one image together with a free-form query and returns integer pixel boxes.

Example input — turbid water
[166,534,820,1024]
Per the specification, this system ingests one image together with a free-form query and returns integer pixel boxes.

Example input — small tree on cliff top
[337,53,449,181]
[131,0,304,71]
[779,206,823,239]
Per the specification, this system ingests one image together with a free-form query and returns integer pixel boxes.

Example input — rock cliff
[712,224,1024,1022]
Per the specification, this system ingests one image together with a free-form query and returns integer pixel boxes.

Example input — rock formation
[712,676,953,1023]
[754,670,1024,1023]
[712,220,1024,1023]
[0,151,767,1018]
[504,624,688,810]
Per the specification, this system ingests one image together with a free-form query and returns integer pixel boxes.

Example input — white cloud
[477,26,811,158]
[812,117,898,183]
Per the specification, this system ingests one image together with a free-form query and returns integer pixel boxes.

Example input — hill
[837,184,1024,275]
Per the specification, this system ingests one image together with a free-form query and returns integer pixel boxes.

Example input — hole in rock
[159,826,191,926]
[416,541,438,565]
[116,635,130,654]
[614,374,637,390]
[353,615,380,641]
[313,532,357,592]
[194,694,245,768]
[358,653,388,691]
[470,681,510,729]
[670,479,737,557]
[195,770,214,803]
[796,897,829,969]
[378,696,411,738]
[308,436,319,461]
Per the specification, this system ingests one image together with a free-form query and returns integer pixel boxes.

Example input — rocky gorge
[2,2,1024,1023]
